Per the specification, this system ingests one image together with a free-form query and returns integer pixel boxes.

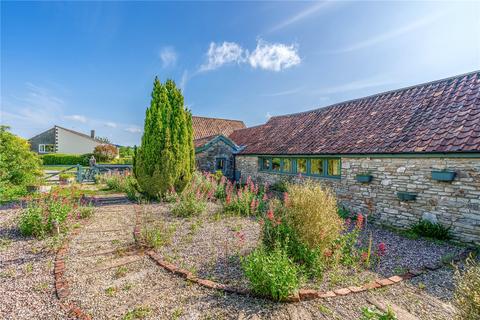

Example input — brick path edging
[54,219,93,320]
[133,204,472,303]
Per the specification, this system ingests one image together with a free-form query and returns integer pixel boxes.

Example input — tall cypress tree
[134,77,194,198]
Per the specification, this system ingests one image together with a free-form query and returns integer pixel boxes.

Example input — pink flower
[262,193,268,201]
[266,210,275,221]
[378,242,386,255]
[361,252,368,261]
[283,192,289,207]
[226,193,231,205]
[345,218,352,228]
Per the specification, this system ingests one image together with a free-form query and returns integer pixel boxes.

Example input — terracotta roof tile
[192,116,245,148]
[230,71,480,155]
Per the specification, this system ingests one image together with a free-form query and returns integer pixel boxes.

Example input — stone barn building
[192,116,245,179]
[228,71,480,244]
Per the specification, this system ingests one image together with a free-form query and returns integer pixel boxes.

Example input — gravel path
[0,208,71,320]
[3,202,463,319]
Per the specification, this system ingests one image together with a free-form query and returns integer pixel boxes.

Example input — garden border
[133,203,472,302]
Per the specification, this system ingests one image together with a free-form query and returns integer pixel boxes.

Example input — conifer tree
[134,77,194,198]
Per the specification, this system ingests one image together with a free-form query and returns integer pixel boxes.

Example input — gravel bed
[0,208,70,320]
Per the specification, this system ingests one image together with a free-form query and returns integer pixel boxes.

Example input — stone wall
[236,155,480,245]
[196,140,236,178]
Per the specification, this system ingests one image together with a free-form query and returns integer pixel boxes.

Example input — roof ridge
[271,70,480,120]
[55,125,109,144]
[192,115,245,123]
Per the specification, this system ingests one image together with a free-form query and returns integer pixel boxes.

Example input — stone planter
[397,192,417,201]
[356,174,373,183]
[431,170,456,182]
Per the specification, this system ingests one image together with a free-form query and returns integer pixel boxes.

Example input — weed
[114,266,128,279]
[171,308,183,320]
[105,286,117,297]
[122,306,152,320]
[0,238,12,251]
[24,262,33,274]
[361,306,397,319]
[453,254,480,320]
[318,304,334,316]
[407,219,451,241]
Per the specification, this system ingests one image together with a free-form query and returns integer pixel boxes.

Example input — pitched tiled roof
[192,116,246,147]
[55,126,112,145]
[230,71,480,155]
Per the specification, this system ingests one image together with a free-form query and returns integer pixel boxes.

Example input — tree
[134,78,194,198]
[93,144,118,162]
[0,126,42,200]
[96,136,111,144]
[119,146,134,158]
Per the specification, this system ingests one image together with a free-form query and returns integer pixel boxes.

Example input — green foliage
[223,177,267,216]
[59,173,75,180]
[18,193,73,238]
[97,171,138,200]
[171,193,207,217]
[119,146,134,158]
[41,153,92,166]
[408,219,451,240]
[454,254,480,320]
[270,180,288,192]
[122,306,152,320]
[141,222,175,248]
[93,144,118,162]
[338,206,353,219]
[78,206,94,219]
[361,306,397,320]
[241,245,300,301]
[134,78,194,198]
[0,126,42,202]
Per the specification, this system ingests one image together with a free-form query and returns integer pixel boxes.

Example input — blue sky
[1,1,479,146]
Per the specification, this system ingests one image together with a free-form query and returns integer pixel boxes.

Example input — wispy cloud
[262,86,304,97]
[105,121,117,128]
[125,126,142,134]
[64,114,87,123]
[312,76,395,95]
[199,42,245,72]
[199,39,301,73]
[326,11,445,54]
[159,46,177,68]
[268,1,338,33]
[249,40,301,71]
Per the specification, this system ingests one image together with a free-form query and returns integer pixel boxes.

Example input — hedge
[41,153,92,166]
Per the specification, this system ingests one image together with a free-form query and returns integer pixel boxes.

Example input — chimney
[90,130,95,138]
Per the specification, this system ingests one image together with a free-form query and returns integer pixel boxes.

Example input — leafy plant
[93,144,118,162]
[41,153,92,166]
[122,306,152,320]
[141,222,175,248]
[408,219,451,240]
[453,254,480,320]
[361,306,397,320]
[242,245,300,301]
[78,206,94,219]
[171,192,207,217]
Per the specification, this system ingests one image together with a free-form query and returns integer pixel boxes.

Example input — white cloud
[125,126,142,133]
[328,11,445,54]
[268,1,339,33]
[248,40,301,71]
[313,76,395,95]
[199,42,245,71]
[160,46,177,68]
[266,112,272,120]
[64,114,87,123]
[105,121,117,128]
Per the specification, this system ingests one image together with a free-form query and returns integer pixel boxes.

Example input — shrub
[119,146,134,158]
[454,255,480,320]
[97,171,138,200]
[409,219,451,240]
[270,180,288,192]
[261,200,323,277]
[223,177,267,216]
[0,126,42,202]
[242,246,300,301]
[171,193,206,217]
[18,193,73,238]
[285,180,343,255]
[41,153,91,166]
[134,78,195,198]
[93,144,118,162]
[141,222,175,248]
[78,206,94,219]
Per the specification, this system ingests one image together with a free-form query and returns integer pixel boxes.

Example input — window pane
[272,158,281,171]
[311,159,323,175]
[216,158,225,170]
[327,159,341,176]
[45,145,55,152]
[262,158,270,170]
[282,159,292,173]
[297,159,307,174]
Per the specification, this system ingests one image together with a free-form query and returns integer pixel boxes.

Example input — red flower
[262,193,268,201]
[324,249,333,257]
[361,251,368,261]
[266,209,275,221]
[356,213,364,229]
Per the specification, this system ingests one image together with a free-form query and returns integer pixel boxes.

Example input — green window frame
[258,156,341,179]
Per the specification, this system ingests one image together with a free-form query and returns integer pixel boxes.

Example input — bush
[454,255,480,320]
[18,193,73,238]
[93,144,118,162]
[97,171,138,200]
[172,193,207,217]
[270,180,288,192]
[409,219,451,240]
[285,180,343,255]
[242,246,300,301]
[141,221,175,249]
[223,177,267,216]
[0,126,42,202]
[41,153,91,166]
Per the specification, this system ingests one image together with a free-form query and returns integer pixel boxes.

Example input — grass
[114,266,129,279]
[122,306,152,320]
[105,286,117,297]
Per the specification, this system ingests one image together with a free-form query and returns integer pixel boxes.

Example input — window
[215,158,226,171]
[272,158,281,171]
[297,159,307,174]
[258,156,341,179]
[310,159,323,175]
[262,158,271,170]
[39,144,55,153]
[327,159,341,176]
[282,158,292,173]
